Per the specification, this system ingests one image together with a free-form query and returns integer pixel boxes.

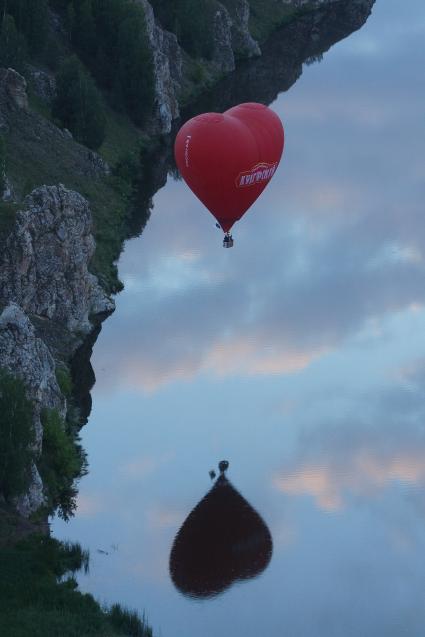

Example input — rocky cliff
[0,0,375,519]
[0,184,113,516]
[136,0,374,133]
[0,304,65,515]
[0,185,113,335]
[184,0,375,114]
[139,0,261,133]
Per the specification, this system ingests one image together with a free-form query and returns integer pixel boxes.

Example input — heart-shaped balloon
[175,103,284,233]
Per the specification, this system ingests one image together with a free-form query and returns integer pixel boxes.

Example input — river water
[53,2,425,635]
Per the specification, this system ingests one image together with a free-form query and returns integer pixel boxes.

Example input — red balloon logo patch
[174,103,284,245]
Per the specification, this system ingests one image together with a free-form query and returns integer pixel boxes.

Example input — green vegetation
[109,605,153,637]
[38,408,87,521]
[0,13,26,71]
[0,370,35,502]
[2,86,141,291]
[1,0,49,55]
[99,107,143,167]
[53,56,106,150]
[150,0,218,59]
[248,0,304,43]
[0,368,87,521]
[55,366,73,398]
[0,201,18,243]
[49,0,155,126]
[0,534,153,637]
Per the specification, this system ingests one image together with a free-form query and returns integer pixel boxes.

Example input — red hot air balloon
[174,102,284,247]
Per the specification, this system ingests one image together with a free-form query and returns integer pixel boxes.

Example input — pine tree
[115,7,154,125]
[0,369,35,502]
[0,14,26,71]
[8,0,48,55]
[53,56,106,150]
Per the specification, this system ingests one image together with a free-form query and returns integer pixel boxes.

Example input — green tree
[114,8,154,125]
[150,0,216,58]
[52,55,106,150]
[0,369,35,502]
[8,0,48,55]
[52,0,155,126]
[65,2,76,42]
[73,0,96,59]
[0,14,26,71]
[38,408,87,520]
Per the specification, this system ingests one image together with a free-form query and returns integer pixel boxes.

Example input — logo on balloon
[184,135,191,167]
[236,162,277,188]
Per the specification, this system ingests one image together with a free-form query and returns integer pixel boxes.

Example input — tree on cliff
[0,369,35,502]
[150,0,216,59]
[53,55,106,150]
[1,0,48,55]
[0,14,26,71]
[113,7,155,125]
[49,0,155,126]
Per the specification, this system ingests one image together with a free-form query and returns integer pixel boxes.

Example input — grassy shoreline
[0,516,153,637]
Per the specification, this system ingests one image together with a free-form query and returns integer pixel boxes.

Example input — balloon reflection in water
[169,462,273,599]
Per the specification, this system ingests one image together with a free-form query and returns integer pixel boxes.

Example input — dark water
[53,1,425,635]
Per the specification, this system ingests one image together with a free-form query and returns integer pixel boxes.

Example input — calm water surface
[54,2,425,635]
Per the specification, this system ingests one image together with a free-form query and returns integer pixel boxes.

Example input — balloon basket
[223,234,234,248]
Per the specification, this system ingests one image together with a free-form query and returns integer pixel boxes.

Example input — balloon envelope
[174,102,284,232]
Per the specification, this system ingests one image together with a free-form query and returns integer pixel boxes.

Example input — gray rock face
[135,0,259,130]
[86,150,111,177]
[137,0,183,133]
[26,65,57,104]
[0,303,65,516]
[1,175,15,202]
[0,68,28,111]
[223,0,261,59]
[16,463,45,518]
[0,65,110,185]
[0,185,114,334]
[212,3,236,73]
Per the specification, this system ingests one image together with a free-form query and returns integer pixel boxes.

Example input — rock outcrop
[184,0,375,116]
[211,3,235,73]
[0,185,114,335]
[223,0,261,59]
[26,65,57,105]
[0,68,28,111]
[0,184,114,516]
[137,0,260,132]
[0,303,66,516]
[0,65,111,189]
[137,0,366,133]
[137,0,184,133]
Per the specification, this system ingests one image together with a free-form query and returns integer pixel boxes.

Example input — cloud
[274,453,425,512]
[273,372,425,512]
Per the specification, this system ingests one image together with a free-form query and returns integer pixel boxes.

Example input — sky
[53,1,425,635]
